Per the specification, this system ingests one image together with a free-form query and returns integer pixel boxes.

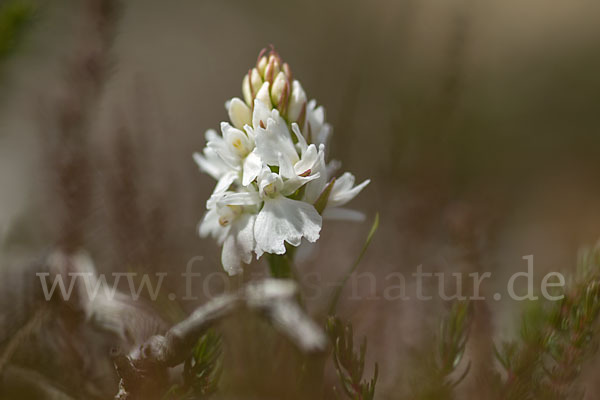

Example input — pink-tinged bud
[287,80,307,122]
[255,81,272,109]
[250,68,263,95]
[257,55,268,76]
[270,72,288,108]
[228,98,252,130]
[264,54,281,84]
[279,81,290,115]
[268,52,281,64]
[283,62,292,81]
[242,68,264,107]
[264,59,274,84]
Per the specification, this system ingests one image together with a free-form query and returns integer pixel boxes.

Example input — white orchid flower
[195,48,370,274]
[193,129,239,195]
[303,99,332,148]
[254,165,322,256]
[288,80,307,123]
[301,135,370,221]
[209,161,321,258]
[253,104,297,166]
[200,190,258,275]
[322,172,371,221]
[195,88,275,191]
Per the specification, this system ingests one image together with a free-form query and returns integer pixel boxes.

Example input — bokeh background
[1,0,600,398]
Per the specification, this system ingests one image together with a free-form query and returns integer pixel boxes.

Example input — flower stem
[267,245,297,279]
[267,245,307,309]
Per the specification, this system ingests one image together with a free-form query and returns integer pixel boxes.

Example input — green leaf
[313,177,336,215]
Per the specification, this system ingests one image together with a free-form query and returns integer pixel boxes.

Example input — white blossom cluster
[194,49,370,275]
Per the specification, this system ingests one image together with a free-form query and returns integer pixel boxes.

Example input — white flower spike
[195,47,370,275]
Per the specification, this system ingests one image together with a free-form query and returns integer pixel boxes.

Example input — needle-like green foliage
[409,300,473,400]
[164,331,223,399]
[495,242,600,400]
[327,316,378,400]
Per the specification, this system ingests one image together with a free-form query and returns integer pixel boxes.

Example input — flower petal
[242,150,263,185]
[291,123,308,154]
[227,97,252,130]
[212,170,238,194]
[221,122,252,158]
[302,145,328,204]
[293,144,318,176]
[278,152,295,180]
[288,80,307,122]
[208,191,260,208]
[255,82,272,110]
[328,173,370,208]
[304,100,332,147]
[323,207,366,222]
[221,213,255,275]
[205,128,220,142]
[193,147,230,181]
[199,208,229,244]
[207,132,239,169]
[281,172,320,197]
[326,159,341,177]
[254,197,322,255]
[255,112,298,166]
[252,97,272,129]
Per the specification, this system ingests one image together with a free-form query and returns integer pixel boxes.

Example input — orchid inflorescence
[194,47,370,274]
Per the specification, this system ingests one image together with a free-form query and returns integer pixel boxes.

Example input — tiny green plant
[409,300,473,400]
[327,316,378,400]
[494,242,600,400]
[164,330,223,400]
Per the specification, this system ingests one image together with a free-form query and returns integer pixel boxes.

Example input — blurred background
[1,0,600,398]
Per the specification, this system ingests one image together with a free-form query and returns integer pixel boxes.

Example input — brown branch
[114,279,327,400]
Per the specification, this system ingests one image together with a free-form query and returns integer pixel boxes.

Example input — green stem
[267,245,306,309]
[267,246,296,279]
[327,213,379,316]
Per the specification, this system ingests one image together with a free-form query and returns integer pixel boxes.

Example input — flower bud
[257,55,268,76]
[255,81,272,110]
[282,62,292,81]
[270,72,288,109]
[264,54,281,84]
[227,97,252,130]
[279,81,290,114]
[250,68,263,95]
[287,80,307,122]
[242,74,252,106]
[242,68,264,106]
